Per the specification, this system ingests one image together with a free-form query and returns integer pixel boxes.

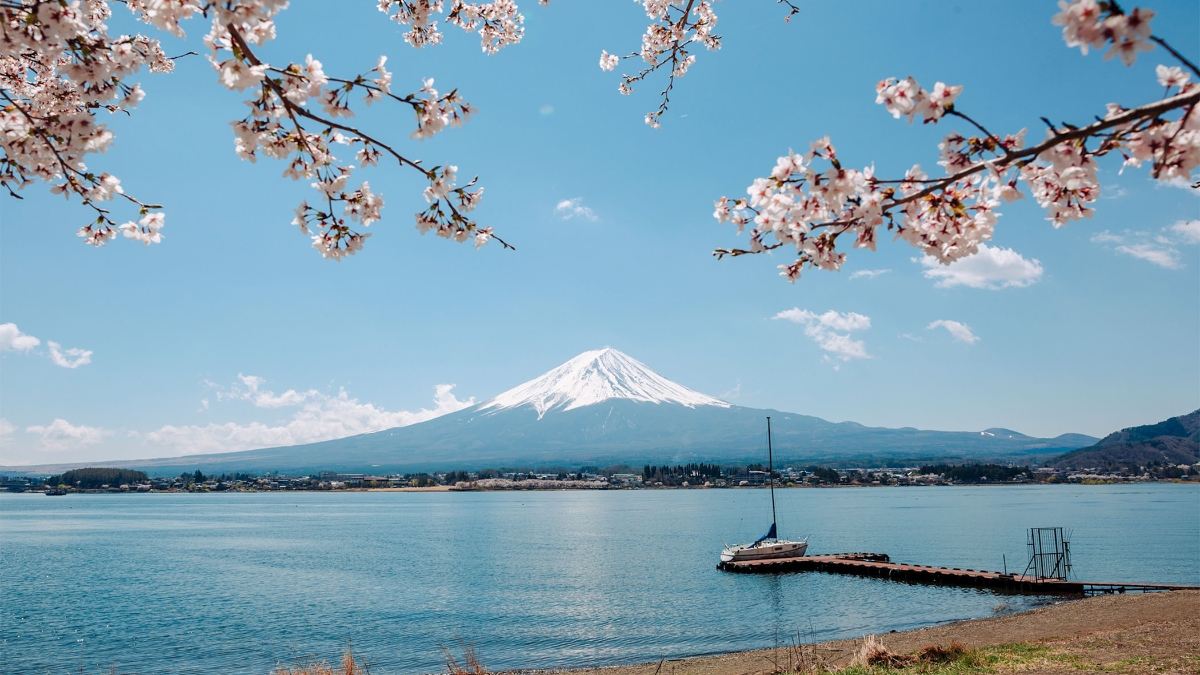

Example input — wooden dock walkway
[717,553,1200,595]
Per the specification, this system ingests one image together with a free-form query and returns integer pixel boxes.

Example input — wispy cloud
[0,418,14,439]
[0,323,92,368]
[927,319,980,344]
[774,308,872,368]
[1157,176,1199,195]
[849,268,891,280]
[1114,242,1181,269]
[214,373,316,408]
[1101,185,1128,200]
[1091,225,1195,269]
[0,323,40,352]
[919,244,1043,289]
[25,418,113,451]
[554,198,598,221]
[47,341,92,368]
[1170,219,1200,244]
[141,382,475,455]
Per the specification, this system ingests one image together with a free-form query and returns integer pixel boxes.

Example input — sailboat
[720,417,808,563]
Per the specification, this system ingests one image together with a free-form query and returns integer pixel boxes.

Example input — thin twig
[1150,36,1200,78]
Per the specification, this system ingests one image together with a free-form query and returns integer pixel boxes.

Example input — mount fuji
[480,348,729,417]
[39,347,1097,475]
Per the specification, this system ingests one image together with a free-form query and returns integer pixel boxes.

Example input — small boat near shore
[720,416,808,564]
[44,489,67,496]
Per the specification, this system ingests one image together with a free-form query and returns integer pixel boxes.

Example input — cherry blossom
[5,0,1195,272]
[378,0,530,54]
[715,0,1199,282]
[2,1,175,246]
[597,0,799,128]
[3,0,522,258]
[597,0,723,128]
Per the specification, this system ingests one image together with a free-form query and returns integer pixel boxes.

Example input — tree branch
[894,88,1199,207]
[1150,36,1200,78]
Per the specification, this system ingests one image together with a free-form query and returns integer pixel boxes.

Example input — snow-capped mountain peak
[480,347,729,418]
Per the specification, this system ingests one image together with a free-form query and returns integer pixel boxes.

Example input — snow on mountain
[480,347,730,418]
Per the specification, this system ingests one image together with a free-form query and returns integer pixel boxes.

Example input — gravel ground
[514,591,1199,675]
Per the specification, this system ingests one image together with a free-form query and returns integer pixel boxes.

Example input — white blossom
[713,0,1197,282]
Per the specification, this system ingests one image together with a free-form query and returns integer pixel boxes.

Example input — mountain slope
[2,348,1101,475]
[1048,410,1200,470]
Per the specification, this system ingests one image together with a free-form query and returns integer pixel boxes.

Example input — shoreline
[5,480,1197,496]
[506,591,1199,675]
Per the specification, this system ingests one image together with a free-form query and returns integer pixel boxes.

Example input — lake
[2,484,1196,675]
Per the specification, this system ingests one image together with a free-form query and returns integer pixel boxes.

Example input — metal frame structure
[1023,527,1072,581]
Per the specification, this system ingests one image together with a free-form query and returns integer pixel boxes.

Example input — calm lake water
[2,485,1197,675]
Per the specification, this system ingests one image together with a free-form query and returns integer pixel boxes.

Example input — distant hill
[1048,410,1200,471]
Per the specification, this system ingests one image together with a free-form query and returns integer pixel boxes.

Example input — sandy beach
[525,591,1199,675]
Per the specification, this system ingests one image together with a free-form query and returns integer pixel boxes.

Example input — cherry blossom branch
[711,0,1200,282]
[598,0,718,128]
[1103,0,1200,75]
[945,109,1006,151]
[1150,36,1200,77]
[899,90,1197,205]
[714,89,1198,260]
[3,0,527,256]
[226,24,419,172]
[1,19,169,245]
[224,20,510,256]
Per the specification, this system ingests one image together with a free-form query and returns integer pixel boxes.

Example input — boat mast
[767,416,777,539]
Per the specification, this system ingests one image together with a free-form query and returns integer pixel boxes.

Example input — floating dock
[717,552,1200,595]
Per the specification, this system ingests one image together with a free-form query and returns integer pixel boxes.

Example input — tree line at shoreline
[4,460,1194,494]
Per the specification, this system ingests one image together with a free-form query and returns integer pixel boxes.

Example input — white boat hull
[720,539,807,563]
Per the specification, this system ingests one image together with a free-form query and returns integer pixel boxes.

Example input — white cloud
[927,319,980,344]
[1158,176,1200,194]
[920,244,1043,289]
[1091,229,1187,269]
[142,383,474,455]
[554,198,598,221]
[25,418,113,451]
[0,323,40,352]
[849,269,891,280]
[216,373,316,408]
[0,418,14,438]
[1114,242,1182,269]
[774,308,872,363]
[0,323,92,368]
[1101,185,1128,200]
[47,341,92,368]
[1170,219,1200,244]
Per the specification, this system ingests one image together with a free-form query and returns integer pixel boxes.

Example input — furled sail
[754,523,777,543]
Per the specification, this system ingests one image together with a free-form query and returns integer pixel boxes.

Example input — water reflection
[1,485,1195,675]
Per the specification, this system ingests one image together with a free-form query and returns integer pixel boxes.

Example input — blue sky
[2,1,1198,465]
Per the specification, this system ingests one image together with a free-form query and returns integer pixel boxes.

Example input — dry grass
[915,642,968,664]
[267,640,488,675]
[853,635,916,668]
[847,636,972,671]
[443,639,489,675]
[273,647,369,675]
